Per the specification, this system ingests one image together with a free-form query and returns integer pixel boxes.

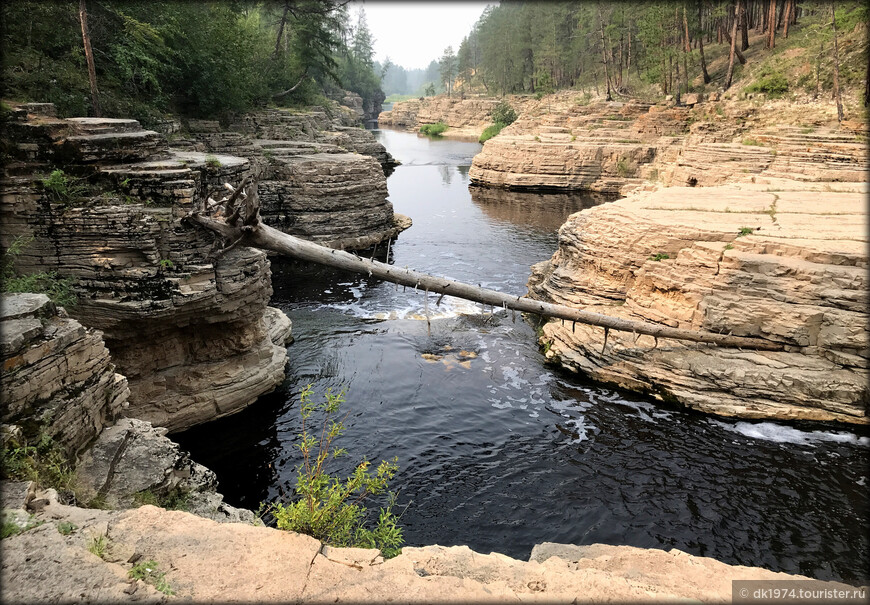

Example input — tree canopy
[1,0,386,122]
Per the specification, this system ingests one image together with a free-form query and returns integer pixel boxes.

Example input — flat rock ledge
[3,494,858,604]
[528,184,868,424]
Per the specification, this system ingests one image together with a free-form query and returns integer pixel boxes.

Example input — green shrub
[269,386,404,559]
[0,432,76,497]
[737,226,756,237]
[479,122,505,143]
[491,101,517,126]
[40,170,87,204]
[2,236,77,308]
[205,155,222,168]
[648,253,670,261]
[745,70,789,99]
[57,521,78,535]
[616,157,633,178]
[133,487,189,511]
[420,122,448,136]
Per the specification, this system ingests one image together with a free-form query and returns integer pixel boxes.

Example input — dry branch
[184,181,784,352]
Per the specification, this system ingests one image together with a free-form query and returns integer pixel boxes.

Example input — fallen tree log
[184,180,784,352]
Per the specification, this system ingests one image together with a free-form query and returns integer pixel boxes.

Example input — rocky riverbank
[528,182,868,424]
[387,91,868,423]
[468,92,867,194]
[378,95,537,139]
[0,104,290,432]
[5,483,857,603]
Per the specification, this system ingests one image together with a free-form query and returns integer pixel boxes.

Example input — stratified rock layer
[467,92,867,193]
[528,185,869,424]
[183,108,408,249]
[0,293,129,457]
[378,95,537,138]
[0,104,289,432]
[3,496,849,604]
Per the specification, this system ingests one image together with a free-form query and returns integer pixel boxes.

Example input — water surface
[176,127,869,585]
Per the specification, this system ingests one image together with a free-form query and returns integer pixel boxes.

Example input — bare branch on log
[183,181,785,352]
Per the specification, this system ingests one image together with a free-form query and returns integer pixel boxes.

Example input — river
[175,126,869,585]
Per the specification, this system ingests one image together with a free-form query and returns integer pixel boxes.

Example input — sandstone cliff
[1,293,128,457]
[0,103,290,432]
[178,108,409,249]
[3,486,850,603]
[467,92,867,194]
[528,184,869,424]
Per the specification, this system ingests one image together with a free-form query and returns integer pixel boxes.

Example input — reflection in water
[176,126,869,586]
[438,164,454,186]
[469,185,615,232]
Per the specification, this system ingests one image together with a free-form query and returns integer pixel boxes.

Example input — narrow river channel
[176,126,869,585]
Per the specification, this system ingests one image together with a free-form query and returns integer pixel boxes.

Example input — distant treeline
[1,1,386,122]
[441,0,867,102]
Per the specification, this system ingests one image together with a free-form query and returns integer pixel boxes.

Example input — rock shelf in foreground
[4,489,856,604]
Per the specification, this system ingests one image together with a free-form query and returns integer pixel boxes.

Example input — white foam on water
[711,420,870,448]
[566,416,594,443]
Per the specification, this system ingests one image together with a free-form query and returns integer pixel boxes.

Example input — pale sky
[350,1,494,70]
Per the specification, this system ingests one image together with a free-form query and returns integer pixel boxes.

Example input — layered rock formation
[4,489,851,603]
[467,92,868,194]
[0,103,289,432]
[0,293,129,457]
[528,185,869,424]
[180,108,408,249]
[378,95,536,138]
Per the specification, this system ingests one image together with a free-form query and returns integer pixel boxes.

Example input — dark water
[175,127,870,585]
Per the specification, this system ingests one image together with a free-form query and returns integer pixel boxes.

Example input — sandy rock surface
[529,185,868,423]
[4,495,853,604]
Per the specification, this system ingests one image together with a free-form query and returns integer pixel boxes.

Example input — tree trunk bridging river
[184,179,783,352]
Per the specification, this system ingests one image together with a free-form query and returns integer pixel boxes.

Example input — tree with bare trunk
[696,2,711,84]
[78,0,101,117]
[766,0,777,48]
[725,0,741,90]
[831,1,845,122]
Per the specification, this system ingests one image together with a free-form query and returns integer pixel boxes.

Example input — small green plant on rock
[269,385,404,559]
[88,534,107,558]
[0,431,76,497]
[129,560,174,595]
[41,169,87,204]
[1,514,43,539]
[56,521,78,535]
[2,235,77,308]
[616,157,633,178]
[724,243,734,251]
[133,487,189,511]
[158,259,175,271]
[648,253,670,261]
[737,226,756,237]
[205,155,222,169]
